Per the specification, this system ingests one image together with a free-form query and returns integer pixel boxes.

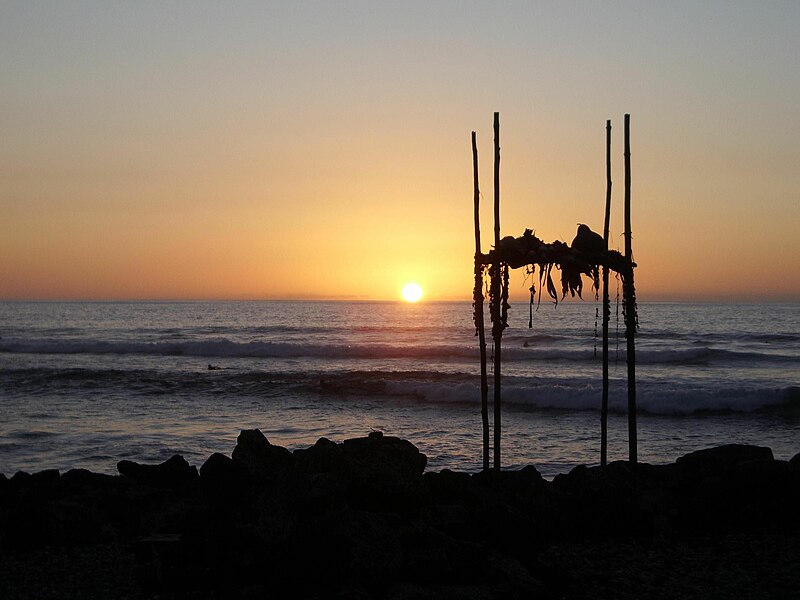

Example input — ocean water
[1,300,798,478]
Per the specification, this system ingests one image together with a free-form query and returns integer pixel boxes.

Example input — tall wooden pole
[492,112,502,470]
[472,132,490,472]
[623,113,638,464]
[601,120,612,467]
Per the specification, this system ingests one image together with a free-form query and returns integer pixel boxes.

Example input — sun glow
[401,282,423,303]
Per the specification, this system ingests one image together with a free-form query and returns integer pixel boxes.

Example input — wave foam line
[2,337,796,365]
[385,380,800,416]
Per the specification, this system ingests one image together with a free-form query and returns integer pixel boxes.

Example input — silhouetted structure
[472,113,639,470]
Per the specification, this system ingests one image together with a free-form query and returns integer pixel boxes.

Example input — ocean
[1,300,798,478]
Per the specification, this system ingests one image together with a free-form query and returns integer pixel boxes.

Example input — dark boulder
[294,436,344,473]
[6,469,60,492]
[472,465,547,497]
[289,509,406,592]
[231,428,294,479]
[287,471,348,514]
[117,455,199,489]
[340,432,428,511]
[676,444,774,476]
[423,469,473,505]
[9,471,32,487]
[31,468,61,486]
[790,451,800,467]
[549,461,653,538]
[199,452,252,498]
[672,452,800,533]
[343,431,427,478]
[61,468,112,486]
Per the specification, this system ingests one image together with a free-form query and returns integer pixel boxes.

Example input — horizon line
[1,296,798,304]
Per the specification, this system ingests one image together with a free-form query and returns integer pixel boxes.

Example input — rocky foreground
[1,432,799,600]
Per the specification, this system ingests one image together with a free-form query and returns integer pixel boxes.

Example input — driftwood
[472,113,639,470]
[601,119,612,467]
[623,113,638,464]
[471,131,490,472]
[491,112,503,470]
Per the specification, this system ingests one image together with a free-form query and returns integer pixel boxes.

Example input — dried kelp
[480,228,633,306]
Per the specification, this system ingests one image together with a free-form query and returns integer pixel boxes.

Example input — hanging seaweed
[501,263,510,328]
[526,265,536,328]
[541,263,558,304]
[472,265,484,337]
[615,274,621,364]
[621,269,639,338]
[488,261,506,340]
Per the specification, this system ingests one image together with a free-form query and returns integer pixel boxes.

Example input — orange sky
[2,3,799,302]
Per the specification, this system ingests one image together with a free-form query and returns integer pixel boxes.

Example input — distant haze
[2,2,799,301]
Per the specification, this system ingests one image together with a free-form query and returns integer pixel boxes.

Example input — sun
[401,282,424,303]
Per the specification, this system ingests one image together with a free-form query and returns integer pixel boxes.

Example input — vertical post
[623,113,638,464]
[472,131,490,472]
[492,112,502,470]
[601,120,612,467]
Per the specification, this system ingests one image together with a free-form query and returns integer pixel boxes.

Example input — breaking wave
[1,337,795,365]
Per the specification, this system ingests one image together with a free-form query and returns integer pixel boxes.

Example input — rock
[549,461,653,538]
[290,509,406,592]
[231,429,294,478]
[424,504,470,537]
[343,432,427,478]
[423,469,473,505]
[6,469,60,490]
[117,455,199,488]
[678,458,799,531]
[60,468,119,489]
[485,552,545,596]
[676,444,774,476]
[9,471,32,486]
[199,452,251,495]
[294,437,344,473]
[341,433,428,511]
[790,451,800,467]
[385,583,494,600]
[287,472,347,514]
[472,465,547,496]
[31,469,61,486]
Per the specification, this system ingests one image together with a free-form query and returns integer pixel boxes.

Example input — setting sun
[401,282,423,303]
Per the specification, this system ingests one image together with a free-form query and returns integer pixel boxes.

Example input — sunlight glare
[402,282,423,303]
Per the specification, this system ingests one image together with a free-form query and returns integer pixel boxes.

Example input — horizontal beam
[478,232,635,275]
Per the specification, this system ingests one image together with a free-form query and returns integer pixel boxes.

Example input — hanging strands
[615,274,621,365]
[524,265,536,328]
[501,264,510,328]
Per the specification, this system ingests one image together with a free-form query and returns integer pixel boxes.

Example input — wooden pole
[472,131,490,472]
[623,113,638,464]
[492,111,502,470]
[601,119,612,467]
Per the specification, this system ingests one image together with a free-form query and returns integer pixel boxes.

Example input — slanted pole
[472,131,490,472]
[623,113,638,464]
[492,111,502,470]
[601,119,612,466]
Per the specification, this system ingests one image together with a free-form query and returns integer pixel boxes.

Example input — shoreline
[2,430,798,599]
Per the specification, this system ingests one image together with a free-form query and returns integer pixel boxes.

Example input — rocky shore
[1,431,798,599]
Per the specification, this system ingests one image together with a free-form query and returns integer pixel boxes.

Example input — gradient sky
[2,2,798,301]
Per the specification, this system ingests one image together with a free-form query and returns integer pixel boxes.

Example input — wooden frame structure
[472,113,639,471]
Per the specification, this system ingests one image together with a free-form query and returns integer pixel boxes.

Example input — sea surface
[1,301,798,478]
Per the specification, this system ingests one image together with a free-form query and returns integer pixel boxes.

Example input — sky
[1,1,798,302]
